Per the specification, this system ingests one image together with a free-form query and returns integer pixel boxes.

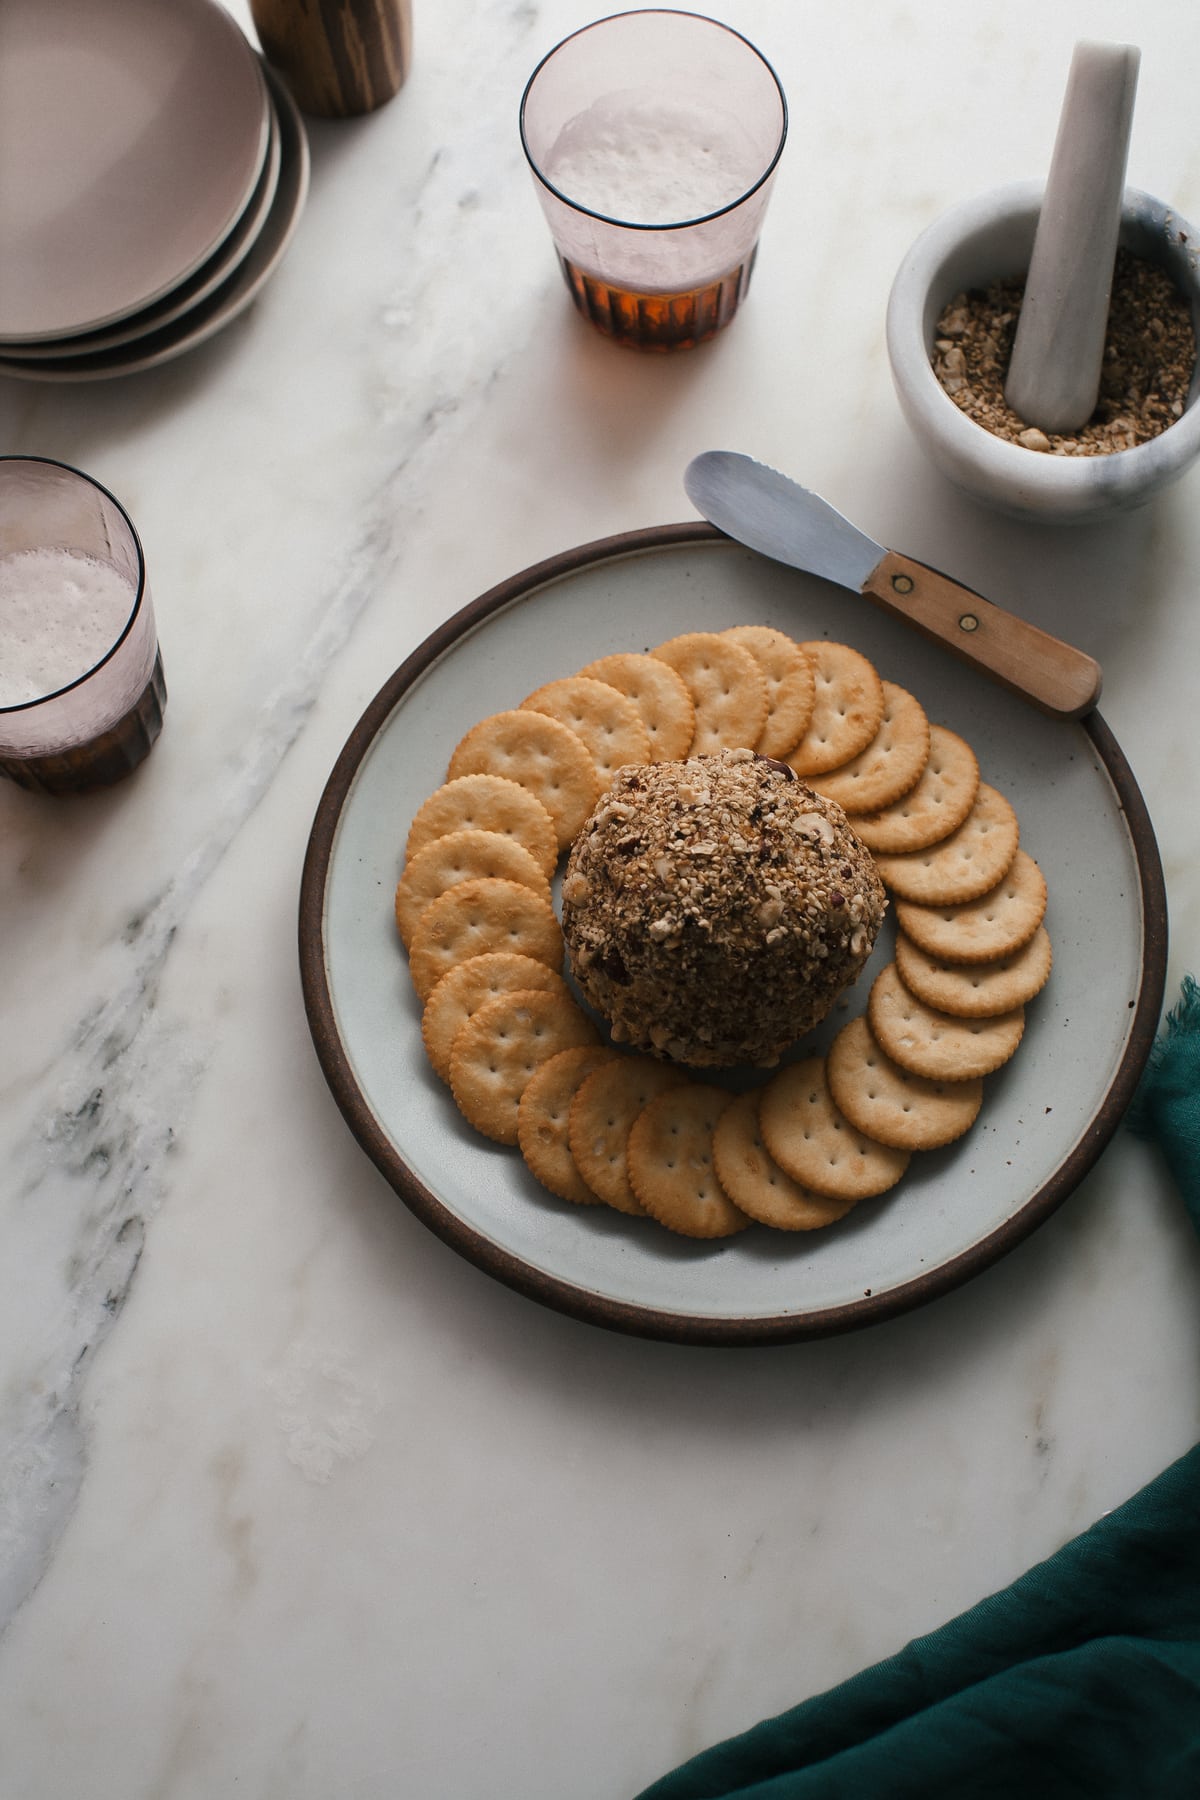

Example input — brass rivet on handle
[959,613,980,633]
[891,574,914,594]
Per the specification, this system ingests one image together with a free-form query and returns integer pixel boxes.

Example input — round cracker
[651,630,768,755]
[894,849,1048,965]
[872,783,1019,905]
[827,1014,983,1150]
[627,1083,750,1239]
[568,1055,689,1216]
[422,951,569,1083]
[404,774,559,878]
[849,725,980,854]
[895,924,1053,1017]
[395,828,552,949]
[722,626,816,758]
[759,1055,910,1200]
[448,988,599,1145]
[521,676,651,788]
[809,682,931,815]
[787,641,885,777]
[408,876,562,1001]
[577,652,696,762]
[517,1045,620,1205]
[447,709,600,850]
[867,962,1024,1082]
[712,1089,860,1231]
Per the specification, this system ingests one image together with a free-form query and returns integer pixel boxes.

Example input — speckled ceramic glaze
[300,529,1164,1344]
[886,182,1200,523]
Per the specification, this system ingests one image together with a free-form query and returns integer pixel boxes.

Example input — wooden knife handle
[862,550,1103,720]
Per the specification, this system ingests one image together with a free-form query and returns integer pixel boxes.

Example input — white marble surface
[2,2,1200,1795]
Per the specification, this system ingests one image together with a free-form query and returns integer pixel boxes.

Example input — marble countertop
[3,2,1200,1794]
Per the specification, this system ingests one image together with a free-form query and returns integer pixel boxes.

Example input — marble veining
[0,371,507,1626]
[0,905,194,1625]
[0,0,555,1637]
[1,3,1200,1795]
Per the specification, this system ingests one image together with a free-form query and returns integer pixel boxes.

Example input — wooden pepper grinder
[249,0,412,118]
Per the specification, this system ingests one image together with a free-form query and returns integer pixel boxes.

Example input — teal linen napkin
[636,979,1200,1800]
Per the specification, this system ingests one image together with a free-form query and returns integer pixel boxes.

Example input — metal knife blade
[683,451,1102,720]
[685,451,884,592]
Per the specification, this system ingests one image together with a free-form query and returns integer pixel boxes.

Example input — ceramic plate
[4,92,283,362]
[299,527,1166,1345]
[0,67,309,384]
[0,0,269,342]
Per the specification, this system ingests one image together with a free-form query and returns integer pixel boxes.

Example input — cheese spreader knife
[684,451,1103,720]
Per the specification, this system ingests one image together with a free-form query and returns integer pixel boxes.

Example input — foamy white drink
[545,95,763,225]
[0,547,136,707]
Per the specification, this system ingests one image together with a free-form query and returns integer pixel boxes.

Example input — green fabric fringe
[1127,972,1200,1136]
[1125,974,1200,1222]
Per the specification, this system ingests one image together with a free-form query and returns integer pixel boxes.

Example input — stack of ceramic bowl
[0,0,310,383]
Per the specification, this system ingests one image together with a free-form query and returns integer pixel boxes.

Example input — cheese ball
[561,748,887,1068]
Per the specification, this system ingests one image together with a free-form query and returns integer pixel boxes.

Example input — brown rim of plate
[297,522,1167,1349]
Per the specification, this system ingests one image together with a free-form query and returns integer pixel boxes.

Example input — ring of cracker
[873,782,1019,905]
[421,951,570,1083]
[405,774,559,878]
[894,849,1048,964]
[721,625,816,759]
[576,652,696,762]
[517,1045,619,1205]
[712,1089,860,1231]
[567,1055,689,1215]
[850,725,980,854]
[809,682,931,816]
[448,988,599,1145]
[397,626,1056,1245]
[895,924,1053,1017]
[867,962,1024,1082]
[827,1014,983,1150]
[651,631,769,755]
[627,1083,751,1239]
[395,828,553,949]
[521,676,651,788]
[408,876,562,1001]
[759,1056,910,1200]
[787,641,885,777]
[447,709,600,850]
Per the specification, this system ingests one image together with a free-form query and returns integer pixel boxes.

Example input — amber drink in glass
[520,9,787,351]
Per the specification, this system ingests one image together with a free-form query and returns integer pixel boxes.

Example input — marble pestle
[1004,41,1140,434]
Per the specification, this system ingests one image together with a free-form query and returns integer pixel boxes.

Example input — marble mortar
[886,181,1200,524]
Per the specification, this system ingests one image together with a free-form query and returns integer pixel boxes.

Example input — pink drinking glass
[520,10,787,350]
[0,457,165,795]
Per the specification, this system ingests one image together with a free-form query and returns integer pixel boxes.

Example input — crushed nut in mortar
[933,249,1196,454]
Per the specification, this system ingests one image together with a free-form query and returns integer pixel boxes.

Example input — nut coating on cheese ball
[561,748,887,1068]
